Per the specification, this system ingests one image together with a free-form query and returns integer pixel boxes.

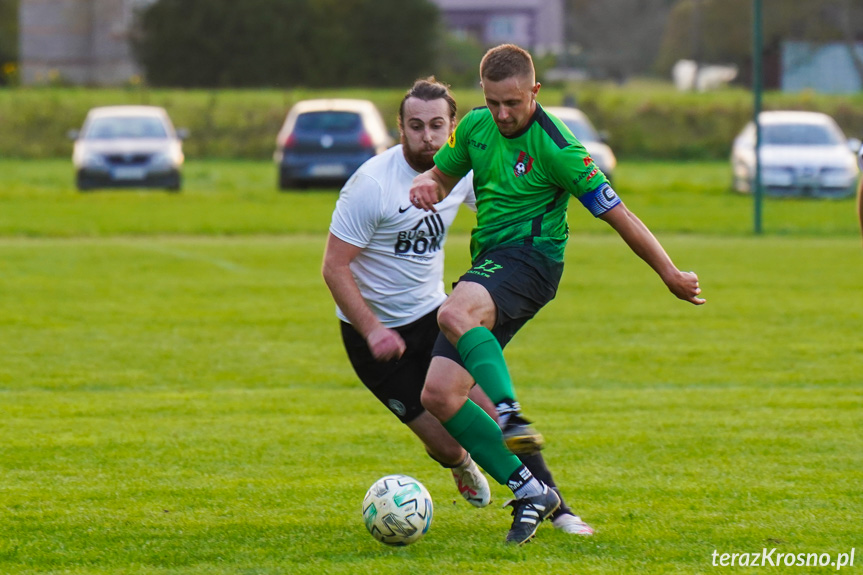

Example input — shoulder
[354,145,404,179]
[459,107,492,131]
[532,105,577,151]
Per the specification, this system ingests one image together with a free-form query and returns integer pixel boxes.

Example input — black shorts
[340,309,440,424]
[432,246,564,364]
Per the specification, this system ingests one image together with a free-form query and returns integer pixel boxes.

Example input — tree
[655,0,863,86]
[565,0,678,81]
[0,0,18,85]
[133,0,439,88]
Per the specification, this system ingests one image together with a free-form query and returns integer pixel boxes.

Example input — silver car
[544,106,617,184]
[731,111,860,198]
[70,106,187,192]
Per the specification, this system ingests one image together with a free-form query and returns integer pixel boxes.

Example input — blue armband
[578,183,621,217]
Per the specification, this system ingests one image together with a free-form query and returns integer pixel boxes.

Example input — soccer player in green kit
[410,44,706,545]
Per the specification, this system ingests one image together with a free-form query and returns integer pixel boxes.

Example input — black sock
[519,452,573,517]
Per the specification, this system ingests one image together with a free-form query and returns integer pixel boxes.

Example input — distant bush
[1,83,862,160]
[133,0,439,88]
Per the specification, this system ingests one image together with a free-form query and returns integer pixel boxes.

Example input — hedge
[2,81,861,160]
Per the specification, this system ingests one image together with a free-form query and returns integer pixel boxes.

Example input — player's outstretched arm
[600,203,705,305]
[322,233,406,360]
[409,166,459,213]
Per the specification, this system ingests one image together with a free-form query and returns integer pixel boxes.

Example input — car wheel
[76,176,92,192]
[278,171,294,191]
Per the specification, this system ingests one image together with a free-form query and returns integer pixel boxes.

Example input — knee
[437,300,468,341]
[420,379,448,419]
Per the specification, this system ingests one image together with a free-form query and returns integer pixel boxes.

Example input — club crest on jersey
[513,151,533,177]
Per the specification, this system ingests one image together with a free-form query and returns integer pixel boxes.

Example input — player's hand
[409,175,442,213]
[366,327,406,361]
[666,270,706,305]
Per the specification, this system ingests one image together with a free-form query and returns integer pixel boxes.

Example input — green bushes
[571,81,863,160]
[2,83,862,160]
[133,0,438,88]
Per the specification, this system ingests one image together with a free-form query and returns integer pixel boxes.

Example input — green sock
[442,400,522,485]
[456,326,516,405]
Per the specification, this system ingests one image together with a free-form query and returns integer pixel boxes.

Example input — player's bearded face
[400,97,454,172]
[482,75,540,136]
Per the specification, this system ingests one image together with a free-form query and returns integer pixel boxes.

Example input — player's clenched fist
[410,172,444,213]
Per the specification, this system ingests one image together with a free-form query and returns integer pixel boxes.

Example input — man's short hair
[480,44,535,83]
[398,76,457,130]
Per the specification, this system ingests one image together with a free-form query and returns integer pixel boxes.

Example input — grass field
[1,159,861,574]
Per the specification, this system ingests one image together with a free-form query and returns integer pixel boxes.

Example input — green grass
[1,160,861,574]
[0,158,859,238]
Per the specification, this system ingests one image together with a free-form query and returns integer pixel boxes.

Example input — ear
[532,82,541,97]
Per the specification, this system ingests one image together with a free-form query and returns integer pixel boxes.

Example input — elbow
[321,259,336,287]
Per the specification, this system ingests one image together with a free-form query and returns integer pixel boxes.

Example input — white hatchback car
[544,106,617,184]
[731,111,860,198]
[70,105,187,192]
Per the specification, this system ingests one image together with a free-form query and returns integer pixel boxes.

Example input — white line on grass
[128,242,250,273]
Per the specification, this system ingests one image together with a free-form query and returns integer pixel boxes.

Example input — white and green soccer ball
[362,474,433,546]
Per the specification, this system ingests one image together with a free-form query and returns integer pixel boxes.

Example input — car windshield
[561,119,598,142]
[295,111,361,133]
[85,116,168,140]
[762,123,842,146]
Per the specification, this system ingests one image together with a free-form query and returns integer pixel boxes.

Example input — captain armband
[578,183,621,217]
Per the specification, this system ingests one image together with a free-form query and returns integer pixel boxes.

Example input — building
[782,42,863,94]
[429,0,565,56]
[19,0,154,86]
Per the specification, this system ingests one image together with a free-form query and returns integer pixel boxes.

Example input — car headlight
[821,167,855,188]
[761,167,793,186]
[78,150,108,169]
[150,152,173,169]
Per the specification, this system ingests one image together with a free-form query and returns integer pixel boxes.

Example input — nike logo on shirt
[398,205,412,213]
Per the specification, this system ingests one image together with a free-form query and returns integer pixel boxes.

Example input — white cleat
[551,513,595,535]
[451,454,491,507]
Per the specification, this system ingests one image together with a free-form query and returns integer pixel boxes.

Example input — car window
[85,117,168,140]
[561,119,598,142]
[762,123,842,146]
[295,111,361,133]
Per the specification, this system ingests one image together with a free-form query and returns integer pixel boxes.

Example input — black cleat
[504,485,561,545]
[502,415,545,455]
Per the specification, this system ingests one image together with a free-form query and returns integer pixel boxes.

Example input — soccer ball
[362,474,433,546]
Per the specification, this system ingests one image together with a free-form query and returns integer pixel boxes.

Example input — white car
[544,106,617,184]
[731,111,860,198]
[70,106,187,192]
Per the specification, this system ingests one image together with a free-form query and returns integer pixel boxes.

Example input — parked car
[731,111,861,198]
[70,106,187,192]
[274,99,393,190]
[544,106,617,184]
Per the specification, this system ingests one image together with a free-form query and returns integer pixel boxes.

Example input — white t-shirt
[329,145,475,327]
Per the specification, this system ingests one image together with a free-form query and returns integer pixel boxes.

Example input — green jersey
[434,103,619,262]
